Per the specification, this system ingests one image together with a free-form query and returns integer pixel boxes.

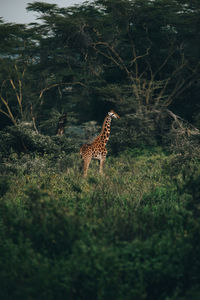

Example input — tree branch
[0,95,17,125]
[39,81,86,99]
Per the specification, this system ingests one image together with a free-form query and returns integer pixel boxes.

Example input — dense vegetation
[0,0,200,299]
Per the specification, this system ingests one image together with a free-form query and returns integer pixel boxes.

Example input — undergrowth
[0,149,200,299]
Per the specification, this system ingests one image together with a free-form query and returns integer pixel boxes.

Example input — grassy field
[0,148,200,299]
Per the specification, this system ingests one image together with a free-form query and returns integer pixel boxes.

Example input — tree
[0,21,34,127]
[0,0,200,139]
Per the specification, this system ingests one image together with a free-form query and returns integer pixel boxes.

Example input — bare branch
[130,46,151,67]
[0,95,17,125]
[92,42,123,70]
[39,81,86,99]
[9,79,23,117]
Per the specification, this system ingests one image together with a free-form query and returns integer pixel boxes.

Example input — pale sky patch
[0,0,86,24]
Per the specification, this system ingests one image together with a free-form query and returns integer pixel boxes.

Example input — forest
[0,0,200,299]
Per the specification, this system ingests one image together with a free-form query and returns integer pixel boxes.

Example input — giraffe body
[80,110,120,177]
[56,113,67,136]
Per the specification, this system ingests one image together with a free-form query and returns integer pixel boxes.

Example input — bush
[0,176,10,196]
[0,144,200,299]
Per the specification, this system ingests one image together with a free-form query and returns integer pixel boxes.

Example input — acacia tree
[81,0,200,150]
[88,0,199,109]
[0,0,199,135]
[24,0,200,121]
[0,19,41,128]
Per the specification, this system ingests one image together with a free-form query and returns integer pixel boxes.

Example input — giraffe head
[108,110,120,119]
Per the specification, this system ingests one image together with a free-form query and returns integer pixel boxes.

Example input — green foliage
[0,149,200,299]
[1,0,200,129]
[0,176,10,196]
[0,121,83,156]
[110,109,159,153]
[0,0,200,298]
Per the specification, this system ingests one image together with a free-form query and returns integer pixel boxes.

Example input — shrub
[0,144,200,299]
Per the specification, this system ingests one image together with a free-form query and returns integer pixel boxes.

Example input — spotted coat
[80,110,120,177]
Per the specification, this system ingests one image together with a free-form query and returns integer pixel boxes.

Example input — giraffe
[80,110,120,177]
[56,113,67,136]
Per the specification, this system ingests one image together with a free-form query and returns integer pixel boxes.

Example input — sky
[0,0,85,24]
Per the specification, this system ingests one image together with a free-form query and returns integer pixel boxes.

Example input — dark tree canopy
[0,0,199,131]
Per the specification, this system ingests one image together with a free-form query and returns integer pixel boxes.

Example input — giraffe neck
[99,115,112,145]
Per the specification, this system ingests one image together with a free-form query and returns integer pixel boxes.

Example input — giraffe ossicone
[80,110,120,177]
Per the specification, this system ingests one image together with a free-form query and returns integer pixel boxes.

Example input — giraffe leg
[99,157,105,175]
[83,156,91,177]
